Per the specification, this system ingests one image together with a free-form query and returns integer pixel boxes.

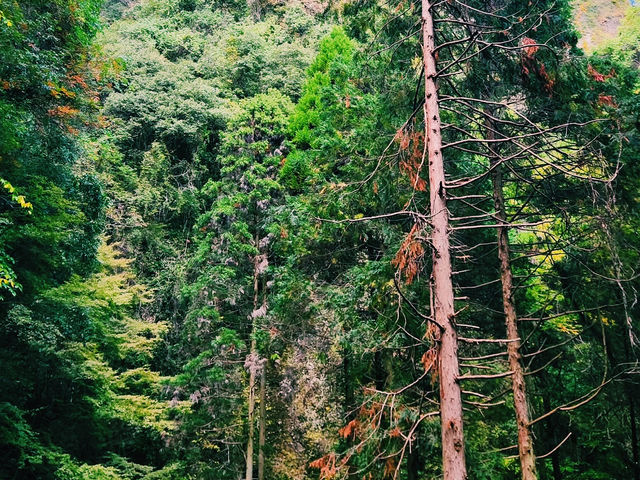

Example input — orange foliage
[597,94,618,108]
[47,81,76,99]
[520,38,555,93]
[588,64,615,83]
[395,129,427,191]
[395,128,410,150]
[359,403,378,419]
[521,37,539,58]
[537,63,555,93]
[310,453,337,479]
[383,458,397,478]
[359,401,383,431]
[61,87,76,98]
[68,73,89,90]
[420,347,439,383]
[268,326,280,338]
[426,318,439,342]
[48,105,80,118]
[339,418,360,439]
[420,348,436,372]
[392,224,425,285]
[388,427,402,438]
[48,83,61,98]
[97,115,111,128]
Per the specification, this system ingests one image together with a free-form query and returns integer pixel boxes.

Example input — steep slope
[92,1,340,477]
[572,0,632,51]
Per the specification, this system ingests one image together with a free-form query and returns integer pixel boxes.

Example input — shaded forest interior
[1,0,640,479]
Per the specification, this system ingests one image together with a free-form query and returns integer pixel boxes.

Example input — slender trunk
[602,194,639,477]
[489,126,537,480]
[627,390,640,480]
[258,281,268,480]
[422,2,467,478]
[258,364,266,480]
[245,247,261,480]
[248,0,261,21]
[551,440,562,480]
[246,335,257,480]
[621,323,640,480]
[620,300,640,480]
[407,419,422,480]
[542,395,562,480]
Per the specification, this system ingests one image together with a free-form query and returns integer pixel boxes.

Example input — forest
[0,0,639,478]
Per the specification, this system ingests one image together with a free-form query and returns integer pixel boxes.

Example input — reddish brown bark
[422,2,467,478]
[490,150,537,480]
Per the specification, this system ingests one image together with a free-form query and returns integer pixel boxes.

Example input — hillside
[572,0,633,51]
[1,1,639,479]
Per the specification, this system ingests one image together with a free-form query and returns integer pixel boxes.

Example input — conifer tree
[178,90,292,478]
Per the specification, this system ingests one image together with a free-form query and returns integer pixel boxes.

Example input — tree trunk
[258,278,268,480]
[422,2,467,478]
[627,390,640,480]
[602,322,640,479]
[245,334,257,480]
[248,0,261,21]
[258,364,266,480]
[542,395,562,480]
[245,248,261,480]
[621,322,640,480]
[602,211,640,479]
[489,126,537,480]
[407,419,422,480]
[620,289,640,480]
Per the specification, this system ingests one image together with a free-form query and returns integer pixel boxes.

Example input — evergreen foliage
[1,0,639,478]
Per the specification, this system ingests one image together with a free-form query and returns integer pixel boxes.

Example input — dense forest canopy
[0,0,639,479]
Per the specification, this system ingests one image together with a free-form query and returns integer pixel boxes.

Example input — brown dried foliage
[520,37,555,93]
[339,418,360,440]
[420,347,439,383]
[598,94,618,108]
[588,64,616,82]
[48,105,80,118]
[521,37,539,58]
[392,224,425,285]
[383,458,397,478]
[309,453,337,479]
[395,128,427,191]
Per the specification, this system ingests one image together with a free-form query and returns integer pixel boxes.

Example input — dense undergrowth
[1,0,640,479]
